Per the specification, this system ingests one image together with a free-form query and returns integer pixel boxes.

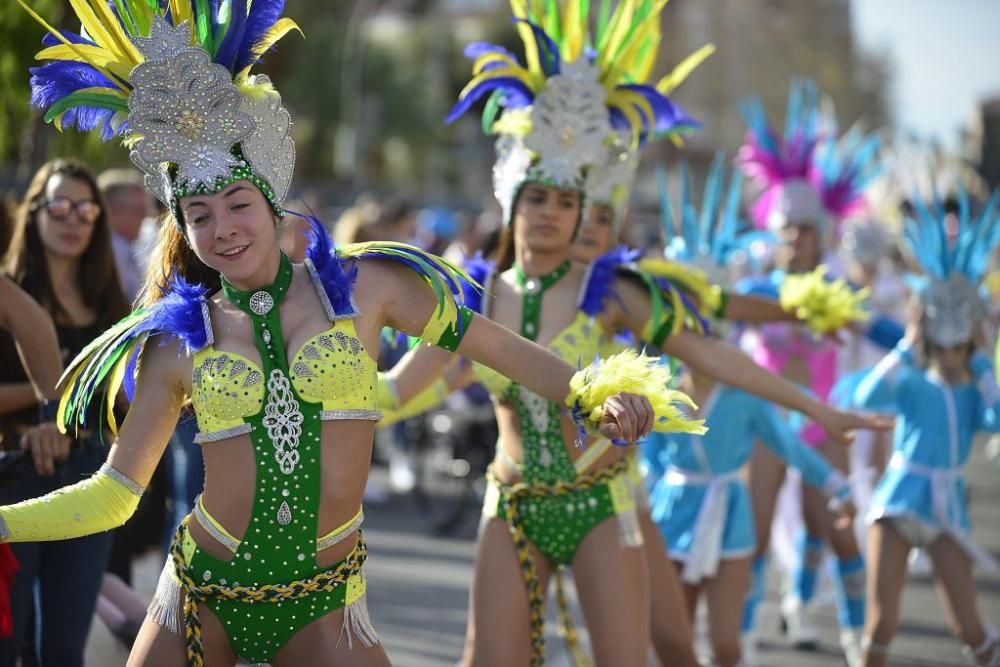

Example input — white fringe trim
[617,507,644,548]
[338,589,379,649]
[148,554,183,635]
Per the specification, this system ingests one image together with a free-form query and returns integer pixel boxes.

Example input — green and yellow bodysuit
[0,224,476,666]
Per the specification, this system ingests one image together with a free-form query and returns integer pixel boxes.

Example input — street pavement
[87,442,1000,666]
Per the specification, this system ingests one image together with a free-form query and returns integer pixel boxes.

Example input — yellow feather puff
[567,349,707,437]
[779,265,870,334]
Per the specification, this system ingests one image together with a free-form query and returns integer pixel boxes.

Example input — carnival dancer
[735,80,891,664]
[1,2,675,665]
[644,157,859,667]
[850,187,1000,667]
[382,5,889,664]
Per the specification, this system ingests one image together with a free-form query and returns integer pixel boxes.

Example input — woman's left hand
[597,392,654,446]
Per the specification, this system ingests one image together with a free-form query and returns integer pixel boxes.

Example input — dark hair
[139,210,223,307]
[5,158,128,325]
[0,196,12,258]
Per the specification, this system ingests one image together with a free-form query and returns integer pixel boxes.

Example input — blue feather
[461,253,496,315]
[464,42,520,63]
[236,0,286,71]
[446,77,534,125]
[579,246,641,317]
[214,0,248,71]
[298,214,359,318]
[512,18,561,77]
[41,30,94,47]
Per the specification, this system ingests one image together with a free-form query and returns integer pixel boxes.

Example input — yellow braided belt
[167,522,367,667]
[485,456,631,666]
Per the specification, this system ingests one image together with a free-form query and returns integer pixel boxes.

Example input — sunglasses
[35,197,101,225]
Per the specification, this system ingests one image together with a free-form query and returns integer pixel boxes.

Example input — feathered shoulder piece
[298,214,359,320]
[337,241,480,340]
[579,245,707,342]
[58,276,213,434]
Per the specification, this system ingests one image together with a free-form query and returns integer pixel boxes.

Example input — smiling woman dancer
[379,4,888,665]
[0,2,678,666]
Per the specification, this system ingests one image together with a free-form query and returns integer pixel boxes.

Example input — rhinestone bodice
[191,318,379,440]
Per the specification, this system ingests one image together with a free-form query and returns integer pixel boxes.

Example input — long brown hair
[139,211,221,307]
[5,158,128,326]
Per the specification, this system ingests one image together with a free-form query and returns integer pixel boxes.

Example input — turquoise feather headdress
[905,186,1000,347]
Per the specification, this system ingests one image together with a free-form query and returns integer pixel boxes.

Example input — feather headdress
[18,0,302,219]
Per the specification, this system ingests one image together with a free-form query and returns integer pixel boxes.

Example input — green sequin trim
[172,160,285,225]
[513,259,572,342]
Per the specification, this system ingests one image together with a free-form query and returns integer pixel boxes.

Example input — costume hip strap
[666,467,743,583]
[485,457,630,667]
[887,453,997,572]
[167,521,368,667]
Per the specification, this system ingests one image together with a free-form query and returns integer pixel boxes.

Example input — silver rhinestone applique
[291,362,313,378]
[230,360,248,378]
[316,335,335,352]
[303,345,321,361]
[277,501,292,526]
[249,291,274,316]
[244,370,263,387]
[262,370,303,474]
[262,329,272,344]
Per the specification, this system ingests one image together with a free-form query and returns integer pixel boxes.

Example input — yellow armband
[0,464,143,543]
[379,377,451,428]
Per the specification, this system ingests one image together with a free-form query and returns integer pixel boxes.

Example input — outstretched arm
[0,337,186,543]
[377,260,654,444]
[0,277,63,401]
[608,276,891,445]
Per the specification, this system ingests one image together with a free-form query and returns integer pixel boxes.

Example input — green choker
[513,259,572,341]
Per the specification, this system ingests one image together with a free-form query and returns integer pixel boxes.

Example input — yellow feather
[567,349,707,437]
[458,67,537,102]
[779,265,870,334]
[655,43,716,95]
[68,0,127,60]
[602,1,667,85]
[491,108,533,137]
[251,18,303,61]
[598,0,637,70]
[561,0,585,62]
[606,90,644,147]
[56,364,86,435]
[510,0,543,85]
[473,51,519,75]
[16,0,130,92]
[167,0,194,34]
[36,44,137,82]
[81,0,142,64]
[632,20,662,83]
[105,354,130,434]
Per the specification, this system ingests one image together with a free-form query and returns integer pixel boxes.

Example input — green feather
[596,0,612,48]
[482,89,505,135]
[44,92,129,125]
[193,0,213,54]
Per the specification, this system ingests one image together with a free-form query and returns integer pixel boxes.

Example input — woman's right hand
[597,392,655,446]
[20,422,71,476]
[815,405,894,446]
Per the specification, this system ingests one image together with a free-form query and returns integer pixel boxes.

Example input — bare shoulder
[138,334,189,394]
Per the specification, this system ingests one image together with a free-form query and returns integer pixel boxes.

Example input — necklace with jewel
[512,259,572,341]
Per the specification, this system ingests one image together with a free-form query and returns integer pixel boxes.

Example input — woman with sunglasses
[0,158,129,666]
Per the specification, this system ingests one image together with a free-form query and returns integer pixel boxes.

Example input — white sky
[851,0,1000,148]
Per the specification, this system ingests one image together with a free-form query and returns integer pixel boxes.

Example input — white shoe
[741,632,759,666]
[841,628,864,667]
[389,451,416,493]
[780,594,818,649]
